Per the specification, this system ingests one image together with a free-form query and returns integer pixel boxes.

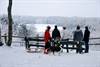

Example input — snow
[0,15,100,67]
[0,45,100,67]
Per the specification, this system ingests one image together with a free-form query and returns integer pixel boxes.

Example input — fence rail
[1,36,100,45]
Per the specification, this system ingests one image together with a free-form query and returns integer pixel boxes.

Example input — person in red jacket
[44,26,51,54]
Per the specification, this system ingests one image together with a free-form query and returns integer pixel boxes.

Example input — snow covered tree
[18,24,29,37]
[0,15,8,24]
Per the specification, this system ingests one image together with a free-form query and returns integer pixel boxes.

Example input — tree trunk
[7,0,13,46]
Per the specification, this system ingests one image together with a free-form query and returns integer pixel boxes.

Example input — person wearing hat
[44,26,51,54]
[73,25,83,53]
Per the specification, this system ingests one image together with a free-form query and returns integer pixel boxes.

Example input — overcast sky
[0,0,100,17]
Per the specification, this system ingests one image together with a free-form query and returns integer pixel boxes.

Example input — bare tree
[7,0,13,46]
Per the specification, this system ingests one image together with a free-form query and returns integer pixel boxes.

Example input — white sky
[0,0,100,17]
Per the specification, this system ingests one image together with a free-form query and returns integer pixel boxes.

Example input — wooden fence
[1,36,100,45]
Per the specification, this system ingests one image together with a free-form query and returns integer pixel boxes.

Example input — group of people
[44,25,61,54]
[73,25,90,53]
[44,25,90,54]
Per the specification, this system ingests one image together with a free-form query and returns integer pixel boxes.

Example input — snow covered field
[0,45,100,67]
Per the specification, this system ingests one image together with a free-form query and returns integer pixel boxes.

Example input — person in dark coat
[83,26,90,53]
[52,25,61,39]
[73,25,83,53]
[51,25,61,54]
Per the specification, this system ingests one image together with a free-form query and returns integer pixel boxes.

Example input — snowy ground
[0,45,100,67]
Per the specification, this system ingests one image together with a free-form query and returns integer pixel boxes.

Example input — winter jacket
[83,29,90,43]
[44,30,51,43]
[52,29,61,39]
[73,30,83,41]
[61,29,71,39]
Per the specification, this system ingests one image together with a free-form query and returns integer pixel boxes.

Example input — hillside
[0,15,100,37]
